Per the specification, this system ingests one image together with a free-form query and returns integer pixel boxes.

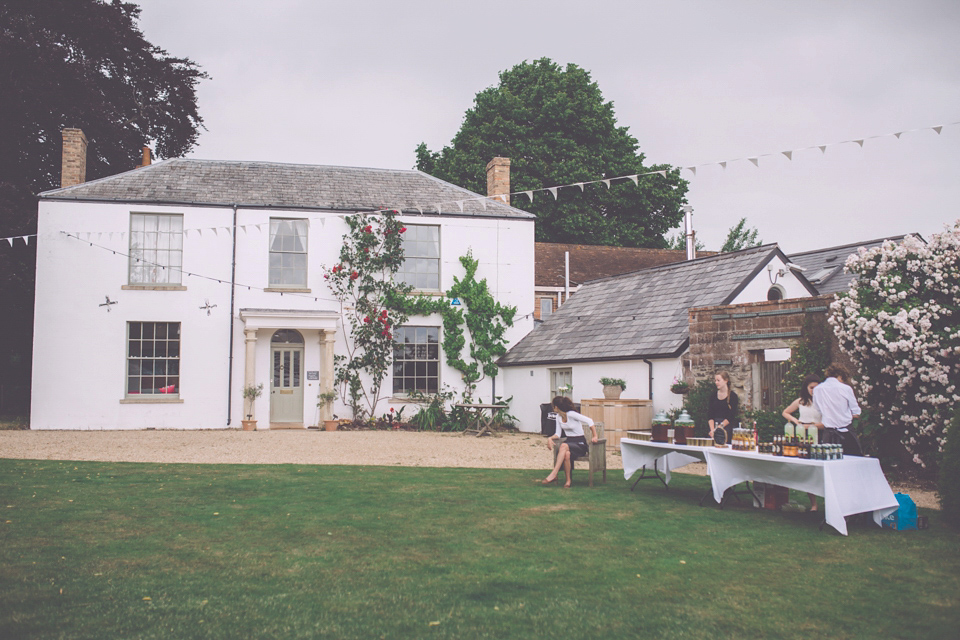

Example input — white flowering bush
[830,221,960,471]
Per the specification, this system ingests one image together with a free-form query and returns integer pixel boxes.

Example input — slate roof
[787,234,918,295]
[535,242,718,287]
[500,244,794,365]
[39,159,534,219]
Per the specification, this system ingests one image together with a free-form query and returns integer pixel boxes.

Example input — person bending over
[812,364,863,457]
[543,396,598,488]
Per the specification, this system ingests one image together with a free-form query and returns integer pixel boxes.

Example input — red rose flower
[350,271,359,280]
[364,225,372,233]
[400,227,407,233]
[364,316,371,323]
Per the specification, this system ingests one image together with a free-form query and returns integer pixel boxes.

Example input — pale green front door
[270,346,304,423]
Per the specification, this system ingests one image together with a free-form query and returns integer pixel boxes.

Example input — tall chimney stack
[682,205,696,260]
[485,157,510,205]
[61,128,88,188]
[140,146,152,167]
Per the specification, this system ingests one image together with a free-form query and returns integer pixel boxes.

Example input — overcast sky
[134,0,960,253]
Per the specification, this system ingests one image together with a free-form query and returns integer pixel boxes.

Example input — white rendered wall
[730,256,812,304]
[501,357,683,433]
[31,199,534,429]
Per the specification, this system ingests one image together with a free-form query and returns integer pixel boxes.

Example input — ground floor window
[127,321,180,396]
[393,326,439,394]
[549,368,572,399]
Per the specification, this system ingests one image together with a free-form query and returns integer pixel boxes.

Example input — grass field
[1,459,957,639]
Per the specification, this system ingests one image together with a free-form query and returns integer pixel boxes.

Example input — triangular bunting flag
[933,126,942,134]
[687,167,696,176]
[853,139,864,147]
[5,238,12,247]
[656,170,666,178]
[22,236,29,246]
[417,206,424,214]
[575,183,585,191]
[524,191,534,203]
[894,132,903,139]
[212,227,218,236]
[782,151,793,160]
[719,162,727,170]
[184,229,190,238]
[548,187,559,200]
[628,175,639,185]
[748,158,759,167]
[198,229,203,237]
[818,145,827,153]
[456,201,464,212]
[601,180,611,189]
[256,224,264,231]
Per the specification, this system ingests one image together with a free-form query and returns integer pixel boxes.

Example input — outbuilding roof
[787,234,918,295]
[500,244,807,365]
[39,159,535,219]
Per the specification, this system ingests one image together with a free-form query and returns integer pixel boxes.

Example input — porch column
[244,328,257,419]
[319,329,337,421]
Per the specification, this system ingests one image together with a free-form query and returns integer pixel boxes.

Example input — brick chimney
[485,157,510,205]
[139,146,152,168]
[61,128,88,188]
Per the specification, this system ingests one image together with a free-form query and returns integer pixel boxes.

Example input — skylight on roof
[809,266,839,285]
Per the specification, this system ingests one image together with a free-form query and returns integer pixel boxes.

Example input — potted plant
[670,378,690,395]
[242,383,263,431]
[318,390,339,431]
[600,377,626,399]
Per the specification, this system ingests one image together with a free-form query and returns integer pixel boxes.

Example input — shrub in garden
[830,222,960,473]
[939,405,960,527]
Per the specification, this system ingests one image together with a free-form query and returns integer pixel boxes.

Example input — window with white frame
[549,368,572,399]
[540,297,553,319]
[127,322,180,396]
[269,218,308,287]
[393,326,440,394]
[398,224,440,290]
[128,213,183,285]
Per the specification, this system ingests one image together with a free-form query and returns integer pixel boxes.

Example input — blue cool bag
[881,493,918,531]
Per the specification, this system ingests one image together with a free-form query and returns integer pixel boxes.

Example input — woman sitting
[542,396,598,488]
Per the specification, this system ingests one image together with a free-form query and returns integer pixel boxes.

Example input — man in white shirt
[812,363,863,456]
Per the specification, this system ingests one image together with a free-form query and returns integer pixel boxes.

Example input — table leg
[630,462,668,491]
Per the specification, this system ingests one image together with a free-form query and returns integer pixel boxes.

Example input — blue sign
[450,298,462,306]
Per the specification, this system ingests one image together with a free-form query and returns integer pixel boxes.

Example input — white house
[498,244,818,432]
[31,131,535,429]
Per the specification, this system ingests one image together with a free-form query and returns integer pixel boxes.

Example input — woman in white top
[782,374,824,512]
[542,396,598,488]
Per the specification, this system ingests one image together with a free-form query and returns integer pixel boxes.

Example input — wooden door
[270,346,304,423]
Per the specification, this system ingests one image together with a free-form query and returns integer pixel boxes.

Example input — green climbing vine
[391,250,517,401]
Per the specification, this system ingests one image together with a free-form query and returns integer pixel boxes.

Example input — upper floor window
[129,213,183,285]
[127,321,180,396]
[269,218,308,288]
[398,224,440,290]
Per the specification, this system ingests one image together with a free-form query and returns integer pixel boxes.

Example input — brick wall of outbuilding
[685,295,848,409]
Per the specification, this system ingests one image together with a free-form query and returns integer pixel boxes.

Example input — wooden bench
[552,421,607,487]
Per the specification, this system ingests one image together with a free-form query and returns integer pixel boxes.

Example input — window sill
[120,397,184,404]
[122,285,187,291]
[406,290,444,297]
[264,287,311,293]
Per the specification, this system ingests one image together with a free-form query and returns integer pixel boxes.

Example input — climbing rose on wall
[830,221,960,471]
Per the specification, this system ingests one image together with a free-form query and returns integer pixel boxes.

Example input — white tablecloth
[620,439,899,536]
[620,439,705,484]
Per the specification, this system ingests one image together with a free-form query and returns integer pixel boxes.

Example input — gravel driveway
[1,429,936,508]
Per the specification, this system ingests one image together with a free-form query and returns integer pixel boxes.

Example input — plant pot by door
[602,385,623,399]
[241,420,257,431]
[324,420,339,432]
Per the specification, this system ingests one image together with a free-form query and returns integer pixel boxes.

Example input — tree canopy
[0,0,208,410]
[720,217,762,252]
[0,0,208,214]
[415,58,688,248]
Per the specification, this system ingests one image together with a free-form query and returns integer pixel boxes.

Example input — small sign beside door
[306,371,319,380]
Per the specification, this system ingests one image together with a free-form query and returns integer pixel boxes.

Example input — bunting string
[4,120,956,244]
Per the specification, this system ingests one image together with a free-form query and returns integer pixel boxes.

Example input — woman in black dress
[707,371,739,445]
[542,396,598,488]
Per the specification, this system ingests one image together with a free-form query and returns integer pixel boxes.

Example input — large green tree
[415,58,688,247]
[0,0,207,412]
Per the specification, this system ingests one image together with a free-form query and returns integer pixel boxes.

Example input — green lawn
[1,460,957,639]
